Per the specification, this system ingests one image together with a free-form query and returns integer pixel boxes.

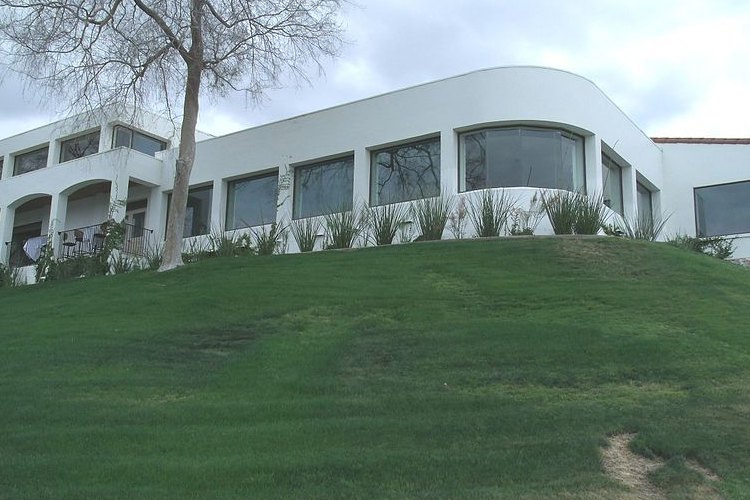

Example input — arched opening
[8,195,52,268]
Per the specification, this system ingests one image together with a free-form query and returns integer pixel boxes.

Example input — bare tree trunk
[159,0,204,272]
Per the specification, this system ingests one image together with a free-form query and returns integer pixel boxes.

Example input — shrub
[291,217,322,252]
[618,213,670,241]
[182,238,212,263]
[325,208,364,249]
[411,195,454,241]
[447,197,468,239]
[253,222,288,255]
[573,193,609,235]
[541,190,578,234]
[111,252,137,274]
[509,192,545,236]
[144,243,164,271]
[366,204,408,246]
[468,189,516,238]
[0,263,22,287]
[541,190,608,235]
[207,230,250,258]
[668,234,735,260]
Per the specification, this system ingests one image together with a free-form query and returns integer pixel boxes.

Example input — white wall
[661,142,750,258]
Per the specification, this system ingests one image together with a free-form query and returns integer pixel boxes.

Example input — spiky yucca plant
[366,203,408,245]
[410,195,454,241]
[468,189,517,237]
[324,208,364,249]
[291,217,322,252]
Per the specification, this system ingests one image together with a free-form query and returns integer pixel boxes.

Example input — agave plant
[618,213,670,241]
[468,189,517,237]
[291,217,322,252]
[324,207,365,249]
[252,221,288,255]
[411,195,454,241]
[366,203,408,245]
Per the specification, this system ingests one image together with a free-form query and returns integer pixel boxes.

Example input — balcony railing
[57,221,153,260]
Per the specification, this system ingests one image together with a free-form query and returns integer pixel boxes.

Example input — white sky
[2,0,750,140]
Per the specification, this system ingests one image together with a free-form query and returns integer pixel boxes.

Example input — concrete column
[276,160,294,223]
[46,139,59,169]
[585,135,602,196]
[0,205,14,265]
[351,147,370,208]
[49,193,69,258]
[210,179,224,232]
[440,129,458,196]
[145,186,166,239]
[622,167,637,220]
[0,154,10,181]
[109,168,129,222]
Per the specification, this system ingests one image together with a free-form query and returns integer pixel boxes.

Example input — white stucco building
[1,67,749,281]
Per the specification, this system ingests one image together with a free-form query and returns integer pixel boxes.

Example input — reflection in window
[168,185,213,237]
[695,180,750,237]
[636,181,653,224]
[112,125,167,156]
[293,157,354,219]
[60,130,100,163]
[460,127,585,192]
[226,173,278,229]
[14,146,49,176]
[371,137,440,205]
[602,154,624,215]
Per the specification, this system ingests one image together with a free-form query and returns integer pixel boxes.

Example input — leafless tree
[0,0,345,270]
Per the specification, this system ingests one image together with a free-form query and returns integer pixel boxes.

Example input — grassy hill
[1,237,749,498]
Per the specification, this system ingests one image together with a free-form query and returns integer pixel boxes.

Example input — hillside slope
[1,237,749,498]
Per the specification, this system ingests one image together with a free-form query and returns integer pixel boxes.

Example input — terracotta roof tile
[651,137,750,144]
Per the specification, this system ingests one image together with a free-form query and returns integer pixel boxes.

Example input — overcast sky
[2,0,749,140]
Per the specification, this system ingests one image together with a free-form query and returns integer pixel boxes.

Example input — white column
[1,154,10,181]
[210,179,224,232]
[622,167,637,220]
[145,186,166,239]
[585,135,602,195]
[276,161,294,224]
[49,193,69,258]
[440,129,458,196]
[109,168,129,222]
[0,205,14,265]
[351,147,370,208]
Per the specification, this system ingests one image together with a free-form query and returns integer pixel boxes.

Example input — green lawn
[1,237,749,498]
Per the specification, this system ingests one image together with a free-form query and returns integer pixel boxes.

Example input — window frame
[636,180,653,224]
[166,184,214,238]
[602,153,625,216]
[292,155,354,219]
[59,129,101,163]
[369,135,441,206]
[225,170,279,230]
[458,125,586,193]
[111,125,167,156]
[694,179,750,237]
[13,146,49,176]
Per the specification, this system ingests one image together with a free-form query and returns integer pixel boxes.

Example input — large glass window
[371,137,440,205]
[113,125,167,156]
[636,181,653,224]
[460,127,585,192]
[226,172,279,229]
[168,185,213,237]
[60,130,100,163]
[695,180,750,237]
[14,146,49,176]
[602,154,624,215]
[293,156,354,219]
